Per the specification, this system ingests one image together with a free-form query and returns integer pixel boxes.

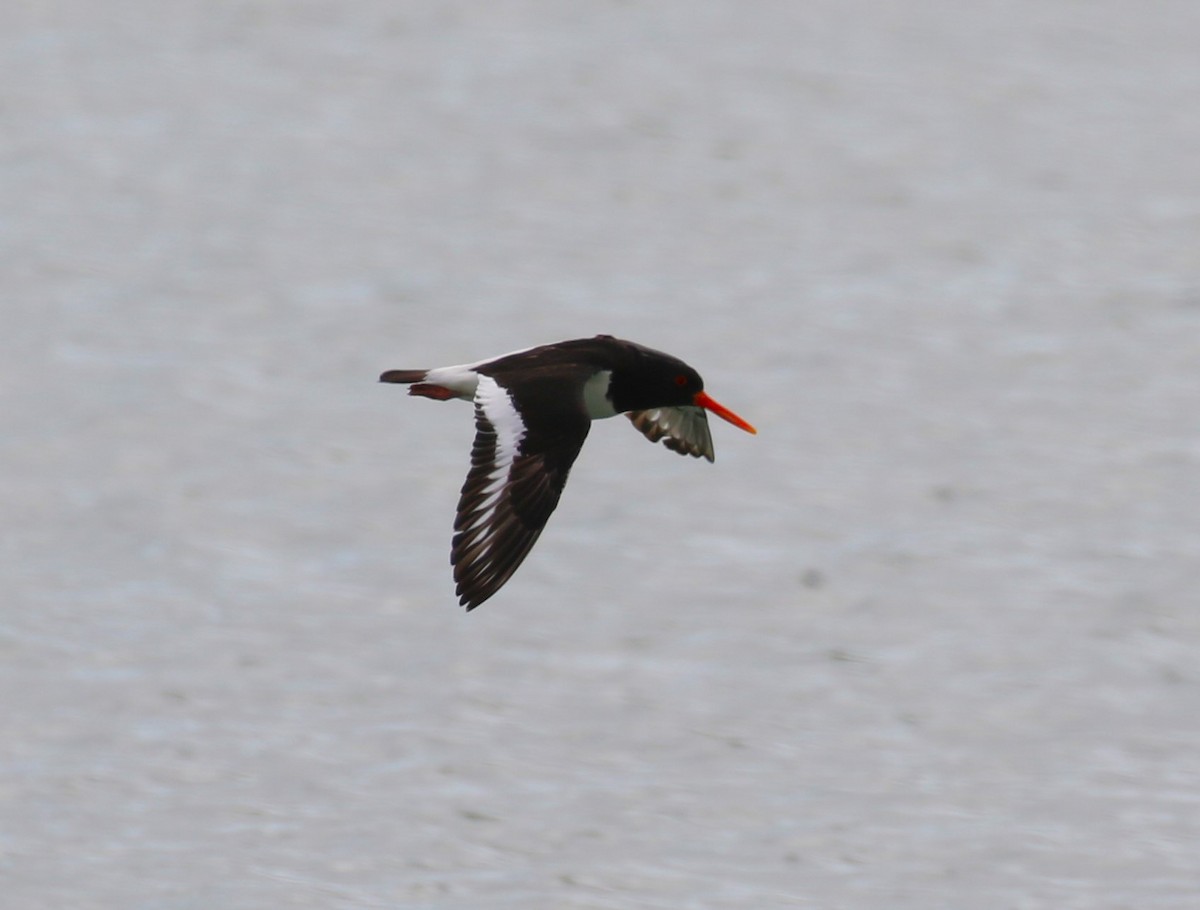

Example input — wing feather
[626,406,715,461]
[451,376,589,609]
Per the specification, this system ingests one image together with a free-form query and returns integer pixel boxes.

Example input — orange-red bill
[694,391,757,435]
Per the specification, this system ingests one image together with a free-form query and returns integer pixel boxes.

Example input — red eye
[674,374,688,387]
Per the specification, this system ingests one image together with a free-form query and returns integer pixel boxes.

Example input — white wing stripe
[468,375,527,539]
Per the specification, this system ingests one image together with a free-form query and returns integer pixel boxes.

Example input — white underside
[422,363,482,400]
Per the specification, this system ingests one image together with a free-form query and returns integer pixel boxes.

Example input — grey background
[3,2,1199,907]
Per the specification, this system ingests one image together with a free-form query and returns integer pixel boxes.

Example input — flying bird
[380,335,756,609]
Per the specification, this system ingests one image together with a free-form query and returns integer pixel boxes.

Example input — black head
[607,350,706,413]
[599,337,756,434]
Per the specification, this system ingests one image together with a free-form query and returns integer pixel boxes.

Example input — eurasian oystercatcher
[381,334,756,610]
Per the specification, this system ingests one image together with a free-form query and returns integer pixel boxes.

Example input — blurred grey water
[3,2,1200,908]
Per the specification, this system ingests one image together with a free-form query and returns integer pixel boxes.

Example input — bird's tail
[380,369,427,384]
[379,369,457,400]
